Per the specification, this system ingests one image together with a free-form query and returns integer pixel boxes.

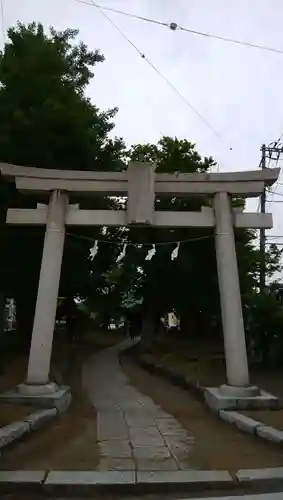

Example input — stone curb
[2,468,283,495]
[218,410,283,446]
[0,469,236,495]
[0,407,57,451]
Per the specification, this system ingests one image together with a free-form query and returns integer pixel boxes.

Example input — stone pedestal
[0,385,72,414]
[204,386,280,411]
[26,190,69,386]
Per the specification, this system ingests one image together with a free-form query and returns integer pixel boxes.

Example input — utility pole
[259,144,266,294]
[259,139,283,294]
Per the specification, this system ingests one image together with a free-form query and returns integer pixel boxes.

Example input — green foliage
[0,22,125,171]
[245,292,283,366]
[129,136,215,173]
[0,22,126,334]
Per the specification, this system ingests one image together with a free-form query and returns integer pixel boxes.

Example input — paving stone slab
[237,467,283,484]
[0,421,30,449]
[24,407,57,431]
[155,418,187,436]
[124,411,156,427]
[0,471,46,491]
[99,440,132,458]
[163,435,195,452]
[97,421,128,441]
[137,470,233,491]
[131,434,165,447]
[133,445,171,459]
[136,458,179,471]
[129,426,165,447]
[97,458,135,471]
[44,471,135,493]
[219,410,263,434]
[256,425,283,443]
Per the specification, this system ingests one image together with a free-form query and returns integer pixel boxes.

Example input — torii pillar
[213,192,257,395]
[19,190,69,394]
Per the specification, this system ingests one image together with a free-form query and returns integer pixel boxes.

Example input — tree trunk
[141,313,154,351]
[179,310,196,336]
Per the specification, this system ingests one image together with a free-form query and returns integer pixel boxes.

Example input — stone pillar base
[204,386,281,411]
[219,384,260,398]
[18,382,59,396]
[0,384,72,414]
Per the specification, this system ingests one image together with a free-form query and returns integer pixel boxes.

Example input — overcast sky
[3,0,283,275]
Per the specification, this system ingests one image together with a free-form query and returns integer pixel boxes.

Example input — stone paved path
[82,340,195,472]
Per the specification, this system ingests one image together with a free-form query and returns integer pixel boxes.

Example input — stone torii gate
[0,162,280,409]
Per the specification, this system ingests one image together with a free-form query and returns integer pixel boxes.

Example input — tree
[95,137,282,352]
[0,22,126,338]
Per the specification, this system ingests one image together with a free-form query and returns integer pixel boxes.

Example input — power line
[268,190,283,198]
[85,0,231,149]
[76,0,169,28]
[178,25,283,55]
[75,0,283,55]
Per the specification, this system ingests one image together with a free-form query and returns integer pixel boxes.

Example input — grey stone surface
[97,458,135,471]
[256,426,283,443]
[237,467,283,483]
[205,387,280,411]
[24,407,57,430]
[82,340,196,472]
[100,440,132,458]
[219,410,262,434]
[137,469,233,484]
[155,418,188,436]
[136,458,179,471]
[133,445,171,459]
[18,382,58,395]
[45,470,135,486]
[52,386,72,413]
[219,384,260,397]
[98,421,128,441]
[0,385,72,412]
[125,410,156,427]
[0,470,46,484]
[129,427,165,447]
[0,421,30,449]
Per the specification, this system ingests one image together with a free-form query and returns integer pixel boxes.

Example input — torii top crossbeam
[0,161,279,196]
[0,161,279,229]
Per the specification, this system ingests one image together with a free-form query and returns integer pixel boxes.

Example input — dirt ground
[0,329,124,471]
[0,406,32,427]
[121,353,283,473]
